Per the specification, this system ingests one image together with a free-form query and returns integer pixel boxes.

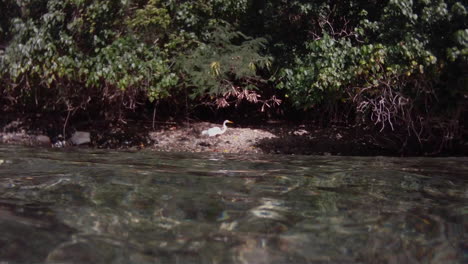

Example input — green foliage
[85,37,178,102]
[278,34,354,109]
[179,25,271,99]
[276,0,466,138]
[1,0,269,113]
[127,0,170,43]
[0,0,177,113]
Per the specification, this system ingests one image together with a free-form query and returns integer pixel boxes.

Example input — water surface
[0,145,466,263]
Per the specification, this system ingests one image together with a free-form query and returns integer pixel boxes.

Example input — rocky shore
[147,122,393,155]
[1,117,466,156]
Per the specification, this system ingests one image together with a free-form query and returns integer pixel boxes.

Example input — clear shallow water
[0,145,466,264]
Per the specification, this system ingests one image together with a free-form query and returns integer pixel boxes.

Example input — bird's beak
[227,120,234,123]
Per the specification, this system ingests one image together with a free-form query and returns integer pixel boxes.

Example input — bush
[0,0,276,117]
[0,0,178,115]
[177,24,273,108]
[275,0,467,146]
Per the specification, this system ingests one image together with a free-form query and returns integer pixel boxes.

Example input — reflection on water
[0,145,466,263]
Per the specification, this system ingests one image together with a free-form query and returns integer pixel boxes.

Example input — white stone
[70,131,91,145]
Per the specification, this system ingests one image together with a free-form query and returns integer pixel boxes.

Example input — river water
[0,145,466,264]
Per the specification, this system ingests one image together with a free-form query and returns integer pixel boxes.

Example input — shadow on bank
[253,125,468,157]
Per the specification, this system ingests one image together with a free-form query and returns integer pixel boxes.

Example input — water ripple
[0,145,466,263]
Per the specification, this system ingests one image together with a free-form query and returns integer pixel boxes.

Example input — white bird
[201,120,234,137]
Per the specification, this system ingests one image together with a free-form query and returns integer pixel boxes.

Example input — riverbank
[147,122,395,156]
[0,115,466,156]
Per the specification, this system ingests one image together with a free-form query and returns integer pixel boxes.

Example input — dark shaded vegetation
[1,0,467,155]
